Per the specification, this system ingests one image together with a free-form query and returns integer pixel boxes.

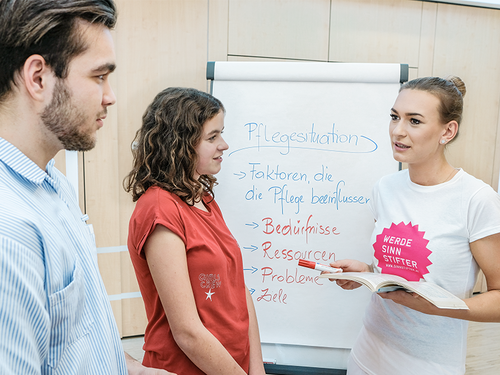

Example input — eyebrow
[206,129,221,136]
[391,108,424,117]
[91,63,116,74]
[208,125,224,134]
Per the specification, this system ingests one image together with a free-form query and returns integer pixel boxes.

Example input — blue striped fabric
[0,137,127,375]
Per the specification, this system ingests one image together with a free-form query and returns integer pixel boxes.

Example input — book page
[400,281,469,309]
[319,272,409,291]
[319,272,469,309]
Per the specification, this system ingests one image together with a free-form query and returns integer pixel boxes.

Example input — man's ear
[20,54,55,102]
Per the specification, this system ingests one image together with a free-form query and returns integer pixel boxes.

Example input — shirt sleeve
[131,188,187,258]
[0,236,48,375]
[468,186,500,243]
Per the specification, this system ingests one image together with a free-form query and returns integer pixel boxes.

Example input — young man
[0,1,175,374]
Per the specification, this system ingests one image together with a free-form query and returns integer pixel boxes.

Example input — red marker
[298,259,342,273]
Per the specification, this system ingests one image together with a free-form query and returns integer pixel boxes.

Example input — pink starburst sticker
[373,222,432,281]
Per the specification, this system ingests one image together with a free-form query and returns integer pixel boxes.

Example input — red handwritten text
[262,241,336,263]
[256,288,288,304]
[261,267,323,286]
[262,214,339,244]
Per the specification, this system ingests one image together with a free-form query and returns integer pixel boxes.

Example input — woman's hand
[328,259,372,290]
[377,290,443,315]
[383,233,500,321]
[125,352,177,375]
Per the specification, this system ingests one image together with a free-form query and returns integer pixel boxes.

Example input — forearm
[450,234,500,322]
[125,352,142,372]
[174,325,247,375]
[246,288,265,375]
[145,227,247,374]
[444,290,500,322]
[385,288,500,323]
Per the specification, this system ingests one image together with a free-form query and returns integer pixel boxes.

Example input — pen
[298,259,342,273]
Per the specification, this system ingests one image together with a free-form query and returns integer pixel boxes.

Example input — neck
[192,197,208,212]
[0,97,60,170]
[408,160,457,186]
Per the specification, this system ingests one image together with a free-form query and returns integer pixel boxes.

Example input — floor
[122,321,500,374]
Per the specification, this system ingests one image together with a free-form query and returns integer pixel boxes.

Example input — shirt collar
[0,137,53,186]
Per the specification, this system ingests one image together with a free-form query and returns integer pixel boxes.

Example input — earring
[441,140,446,144]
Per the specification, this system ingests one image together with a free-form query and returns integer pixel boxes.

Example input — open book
[319,272,469,310]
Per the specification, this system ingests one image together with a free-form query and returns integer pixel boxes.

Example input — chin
[392,154,406,164]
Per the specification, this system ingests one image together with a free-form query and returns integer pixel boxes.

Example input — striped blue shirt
[0,138,127,374]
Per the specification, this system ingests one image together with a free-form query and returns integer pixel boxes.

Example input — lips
[97,110,107,122]
[395,142,410,149]
[96,117,105,128]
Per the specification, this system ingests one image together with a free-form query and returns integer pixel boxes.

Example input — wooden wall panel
[120,249,148,337]
[227,0,331,61]
[208,0,229,91]
[84,0,213,337]
[85,102,121,247]
[121,297,148,337]
[418,2,438,77]
[208,0,229,61]
[329,0,423,65]
[115,0,211,247]
[432,4,500,186]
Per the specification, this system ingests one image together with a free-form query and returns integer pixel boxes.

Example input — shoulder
[132,187,189,224]
[454,170,499,201]
[455,170,500,218]
[0,168,44,251]
[136,186,180,208]
[458,170,494,190]
[374,169,408,190]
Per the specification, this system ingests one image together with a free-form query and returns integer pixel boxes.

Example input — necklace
[409,167,458,186]
[440,168,458,184]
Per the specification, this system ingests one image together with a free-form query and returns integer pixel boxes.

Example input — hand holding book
[298,259,469,310]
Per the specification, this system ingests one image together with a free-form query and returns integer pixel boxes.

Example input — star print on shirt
[205,289,215,301]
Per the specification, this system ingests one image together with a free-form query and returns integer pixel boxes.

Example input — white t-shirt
[351,169,500,374]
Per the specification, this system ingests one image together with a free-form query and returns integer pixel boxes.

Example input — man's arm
[0,237,48,374]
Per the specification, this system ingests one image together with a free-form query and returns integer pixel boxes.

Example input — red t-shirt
[127,186,250,374]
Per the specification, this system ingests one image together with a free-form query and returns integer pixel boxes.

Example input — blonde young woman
[124,87,265,375]
[331,77,500,375]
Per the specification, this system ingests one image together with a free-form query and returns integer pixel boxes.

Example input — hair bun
[446,76,466,97]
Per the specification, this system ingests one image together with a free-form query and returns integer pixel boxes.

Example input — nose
[102,79,116,107]
[390,120,406,138]
[219,136,229,151]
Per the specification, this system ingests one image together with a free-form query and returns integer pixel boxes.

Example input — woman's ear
[20,54,55,103]
[442,120,459,144]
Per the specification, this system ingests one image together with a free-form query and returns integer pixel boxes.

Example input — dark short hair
[124,87,225,204]
[0,0,117,103]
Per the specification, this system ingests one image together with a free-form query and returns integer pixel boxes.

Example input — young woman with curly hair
[124,87,265,375]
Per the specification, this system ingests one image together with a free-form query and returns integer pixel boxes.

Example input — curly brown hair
[123,87,225,204]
